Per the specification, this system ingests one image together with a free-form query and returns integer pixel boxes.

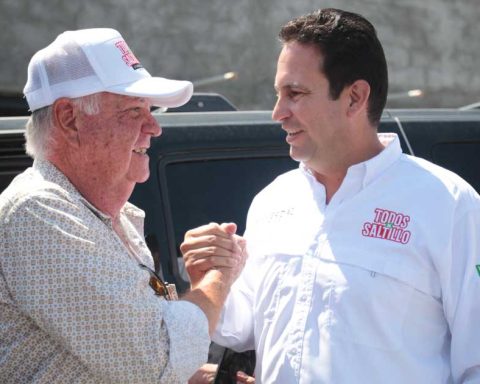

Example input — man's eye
[275,89,305,100]
[128,107,142,117]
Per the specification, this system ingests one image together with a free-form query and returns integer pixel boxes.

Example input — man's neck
[48,156,132,219]
[311,170,346,204]
[309,135,385,204]
[79,185,133,219]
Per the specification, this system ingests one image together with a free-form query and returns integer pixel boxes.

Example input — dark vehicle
[1,108,480,288]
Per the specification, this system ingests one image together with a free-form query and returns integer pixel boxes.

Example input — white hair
[24,93,101,159]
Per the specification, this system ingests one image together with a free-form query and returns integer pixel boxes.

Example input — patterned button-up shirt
[0,160,209,383]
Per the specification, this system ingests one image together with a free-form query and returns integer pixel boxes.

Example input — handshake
[181,222,247,290]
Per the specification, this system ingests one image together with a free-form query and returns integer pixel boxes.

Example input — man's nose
[144,114,162,137]
[272,96,291,122]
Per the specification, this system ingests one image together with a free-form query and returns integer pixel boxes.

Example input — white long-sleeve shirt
[213,134,480,383]
[0,160,210,384]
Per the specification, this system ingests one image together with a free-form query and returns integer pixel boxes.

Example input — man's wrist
[201,268,233,291]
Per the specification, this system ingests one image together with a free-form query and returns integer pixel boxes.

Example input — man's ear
[346,79,370,117]
[52,98,80,147]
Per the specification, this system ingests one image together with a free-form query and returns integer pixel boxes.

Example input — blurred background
[1,0,479,114]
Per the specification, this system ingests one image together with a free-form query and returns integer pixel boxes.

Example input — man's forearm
[182,269,232,335]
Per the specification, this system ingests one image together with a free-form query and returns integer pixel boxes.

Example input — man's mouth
[285,128,304,144]
[133,148,148,155]
[287,130,302,137]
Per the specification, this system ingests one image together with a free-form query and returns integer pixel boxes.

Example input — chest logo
[263,207,295,224]
[362,208,411,244]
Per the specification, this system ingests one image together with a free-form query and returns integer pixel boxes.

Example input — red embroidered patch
[115,40,142,69]
[362,208,411,244]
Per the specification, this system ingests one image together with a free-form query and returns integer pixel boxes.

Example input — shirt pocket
[322,254,440,351]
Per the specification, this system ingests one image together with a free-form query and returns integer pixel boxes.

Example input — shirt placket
[285,249,317,383]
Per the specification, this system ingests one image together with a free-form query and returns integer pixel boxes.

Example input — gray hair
[25,93,101,159]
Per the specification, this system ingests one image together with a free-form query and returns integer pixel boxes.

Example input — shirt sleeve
[443,206,480,383]
[212,197,265,352]
[211,256,256,352]
[1,192,209,383]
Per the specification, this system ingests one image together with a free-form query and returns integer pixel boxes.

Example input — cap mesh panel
[44,41,96,86]
[25,63,42,92]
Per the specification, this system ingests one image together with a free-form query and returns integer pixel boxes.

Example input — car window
[165,155,297,246]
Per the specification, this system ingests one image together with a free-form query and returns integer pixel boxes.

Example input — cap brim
[107,77,193,108]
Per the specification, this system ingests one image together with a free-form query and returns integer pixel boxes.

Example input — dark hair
[279,8,388,126]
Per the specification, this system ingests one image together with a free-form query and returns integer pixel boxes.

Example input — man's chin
[136,174,150,184]
[129,170,150,185]
[289,149,309,163]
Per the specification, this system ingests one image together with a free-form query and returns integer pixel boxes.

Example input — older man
[0,28,245,384]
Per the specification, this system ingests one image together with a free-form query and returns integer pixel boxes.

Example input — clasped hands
[181,222,247,288]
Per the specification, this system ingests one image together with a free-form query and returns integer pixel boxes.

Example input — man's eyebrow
[274,82,307,91]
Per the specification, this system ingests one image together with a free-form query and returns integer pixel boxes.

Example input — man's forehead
[274,45,327,91]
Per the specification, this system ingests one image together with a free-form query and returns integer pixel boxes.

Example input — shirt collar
[360,132,402,188]
[300,133,402,203]
[32,159,145,223]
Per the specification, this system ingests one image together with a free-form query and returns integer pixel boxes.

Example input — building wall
[1,0,479,110]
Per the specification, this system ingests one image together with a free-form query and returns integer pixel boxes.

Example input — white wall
[1,0,479,109]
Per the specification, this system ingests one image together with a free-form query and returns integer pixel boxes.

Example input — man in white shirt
[181,8,480,384]
[0,28,246,383]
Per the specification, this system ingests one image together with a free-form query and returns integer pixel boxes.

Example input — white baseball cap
[24,28,193,112]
